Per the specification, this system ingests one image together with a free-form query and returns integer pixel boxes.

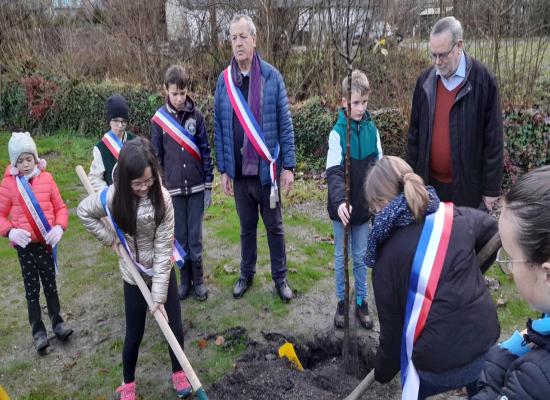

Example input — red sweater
[0,166,68,242]
[430,80,462,183]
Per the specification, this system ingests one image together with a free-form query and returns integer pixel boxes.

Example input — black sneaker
[334,300,345,329]
[233,276,253,299]
[275,280,293,302]
[33,331,50,352]
[355,299,374,330]
[53,322,74,341]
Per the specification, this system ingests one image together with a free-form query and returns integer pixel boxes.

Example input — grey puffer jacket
[77,185,175,304]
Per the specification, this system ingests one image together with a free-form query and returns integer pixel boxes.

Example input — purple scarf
[231,51,263,175]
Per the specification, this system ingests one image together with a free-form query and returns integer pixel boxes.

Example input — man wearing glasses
[88,94,135,191]
[406,17,503,211]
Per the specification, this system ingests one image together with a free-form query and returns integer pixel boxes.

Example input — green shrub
[503,108,550,187]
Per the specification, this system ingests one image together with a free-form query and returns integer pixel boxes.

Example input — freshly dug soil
[207,329,402,400]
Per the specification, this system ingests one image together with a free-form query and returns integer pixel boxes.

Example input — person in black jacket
[406,16,503,210]
[365,156,500,399]
[151,65,214,302]
[473,166,550,400]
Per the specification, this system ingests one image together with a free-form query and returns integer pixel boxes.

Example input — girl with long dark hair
[78,137,191,400]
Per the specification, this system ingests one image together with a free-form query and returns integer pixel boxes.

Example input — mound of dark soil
[207,330,381,400]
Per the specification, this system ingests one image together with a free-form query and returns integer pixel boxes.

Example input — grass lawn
[0,131,537,399]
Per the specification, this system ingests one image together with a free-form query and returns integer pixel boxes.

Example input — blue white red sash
[223,66,280,195]
[151,108,201,161]
[15,176,59,274]
[400,202,453,399]
[101,131,124,160]
[100,189,187,276]
[171,239,187,270]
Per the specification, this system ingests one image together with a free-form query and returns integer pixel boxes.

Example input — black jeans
[233,176,287,284]
[122,268,184,383]
[172,192,205,262]
[16,243,63,334]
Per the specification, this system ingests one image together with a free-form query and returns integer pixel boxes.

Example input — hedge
[1,74,547,178]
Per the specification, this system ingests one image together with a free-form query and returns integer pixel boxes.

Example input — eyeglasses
[111,119,128,126]
[130,175,155,190]
[429,43,457,61]
[496,248,527,275]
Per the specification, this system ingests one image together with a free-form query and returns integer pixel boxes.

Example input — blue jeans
[332,221,369,302]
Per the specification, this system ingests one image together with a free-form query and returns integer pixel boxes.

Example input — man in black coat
[406,16,503,210]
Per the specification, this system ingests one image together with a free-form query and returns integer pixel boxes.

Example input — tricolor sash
[400,202,453,399]
[223,66,280,208]
[171,239,187,270]
[151,108,201,161]
[15,175,59,274]
[101,131,124,160]
[100,189,187,276]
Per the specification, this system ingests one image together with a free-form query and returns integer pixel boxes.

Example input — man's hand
[482,196,499,212]
[221,173,233,196]
[337,203,352,226]
[280,169,294,196]
[150,302,168,322]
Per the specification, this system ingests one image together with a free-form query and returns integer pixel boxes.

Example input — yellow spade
[278,342,304,371]
[0,384,10,400]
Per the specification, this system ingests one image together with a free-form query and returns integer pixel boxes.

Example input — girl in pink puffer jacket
[0,132,73,353]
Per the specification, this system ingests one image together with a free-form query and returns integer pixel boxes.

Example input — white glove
[204,189,212,210]
[45,225,64,247]
[337,203,352,226]
[8,228,31,248]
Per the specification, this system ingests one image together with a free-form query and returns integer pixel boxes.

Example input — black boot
[46,295,73,341]
[178,259,192,300]
[355,299,374,330]
[334,300,345,329]
[191,260,208,301]
[28,301,49,352]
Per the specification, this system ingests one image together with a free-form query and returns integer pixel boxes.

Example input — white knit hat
[8,132,46,175]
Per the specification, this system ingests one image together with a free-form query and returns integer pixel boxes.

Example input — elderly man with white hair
[406,16,503,211]
[214,14,296,302]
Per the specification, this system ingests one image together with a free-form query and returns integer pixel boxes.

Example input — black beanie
[105,94,129,121]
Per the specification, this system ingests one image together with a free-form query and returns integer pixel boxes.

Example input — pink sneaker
[116,381,136,400]
[172,371,192,398]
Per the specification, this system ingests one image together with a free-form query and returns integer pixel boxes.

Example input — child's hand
[8,228,31,248]
[150,302,168,322]
[338,203,352,226]
[45,225,64,246]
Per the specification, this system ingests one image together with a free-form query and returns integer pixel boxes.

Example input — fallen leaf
[496,297,508,308]
[223,264,237,274]
[197,338,208,350]
[288,268,298,273]
[215,336,225,346]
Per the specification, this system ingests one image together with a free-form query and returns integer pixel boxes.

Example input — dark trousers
[122,268,184,383]
[233,176,287,284]
[16,243,63,335]
[172,192,204,262]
